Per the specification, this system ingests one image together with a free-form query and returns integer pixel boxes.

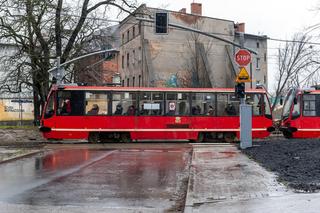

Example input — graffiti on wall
[165,74,178,87]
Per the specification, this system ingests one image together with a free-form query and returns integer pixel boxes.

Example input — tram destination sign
[235,49,251,66]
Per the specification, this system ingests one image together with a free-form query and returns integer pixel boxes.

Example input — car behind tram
[280,87,320,138]
[40,85,273,142]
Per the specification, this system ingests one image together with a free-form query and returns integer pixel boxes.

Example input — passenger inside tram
[87,104,99,115]
[114,104,123,115]
[127,105,136,115]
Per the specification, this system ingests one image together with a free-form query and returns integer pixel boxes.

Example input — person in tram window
[225,103,237,116]
[114,104,123,115]
[207,105,214,116]
[61,99,71,115]
[127,105,136,115]
[87,104,99,115]
[192,105,201,115]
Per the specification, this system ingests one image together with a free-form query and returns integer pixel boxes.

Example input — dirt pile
[243,139,320,192]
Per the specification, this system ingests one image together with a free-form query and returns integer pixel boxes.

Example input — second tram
[280,87,320,138]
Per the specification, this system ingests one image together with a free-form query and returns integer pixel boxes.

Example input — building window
[138,23,141,34]
[127,31,130,42]
[122,34,124,45]
[122,80,124,87]
[257,42,260,48]
[127,78,130,87]
[133,26,135,38]
[138,46,142,63]
[121,55,124,69]
[139,75,141,87]
[127,53,130,68]
[264,53,267,62]
[132,76,135,87]
[256,58,260,69]
[264,75,266,84]
[132,50,135,65]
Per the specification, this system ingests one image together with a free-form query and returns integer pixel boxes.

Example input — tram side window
[191,93,216,116]
[303,95,316,116]
[112,92,137,115]
[245,93,263,116]
[85,92,108,115]
[44,93,55,118]
[166,93,189,116]
[217,93,239,116]
[139,92,164,115]
[57,91,85,116]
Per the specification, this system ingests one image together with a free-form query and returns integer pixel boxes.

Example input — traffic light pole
[238,33,252,149]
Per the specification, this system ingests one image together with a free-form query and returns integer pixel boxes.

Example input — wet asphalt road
[0,143,191,212]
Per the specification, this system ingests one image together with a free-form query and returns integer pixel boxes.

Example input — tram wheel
[120,133,132,143]
[283,131,293,139]
[224,133,236,143]
[88,132,99,143]
[190,133,204,143]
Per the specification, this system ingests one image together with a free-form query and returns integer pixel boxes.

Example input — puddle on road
[0,148,191,211]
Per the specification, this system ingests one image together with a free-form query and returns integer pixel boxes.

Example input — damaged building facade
[119,3,268,89]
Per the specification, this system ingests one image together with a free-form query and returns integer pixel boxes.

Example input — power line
[3,5,320,47]
[267,37,320,46]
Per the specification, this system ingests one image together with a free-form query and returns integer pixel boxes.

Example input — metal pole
[56,56,61,84]
[48,49,117,85]
[136,17,257,55]
[239,33,252,149]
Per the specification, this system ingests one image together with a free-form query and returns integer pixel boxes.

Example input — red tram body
[280,88,320,138]
[40,85,273,142]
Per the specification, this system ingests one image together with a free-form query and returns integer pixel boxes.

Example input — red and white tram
[280,87,320,138]
[40,85,273,142]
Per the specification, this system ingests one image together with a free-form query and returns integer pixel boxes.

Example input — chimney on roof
[235,23,245,33]
[179,8,187,13]
[191,2,202,16]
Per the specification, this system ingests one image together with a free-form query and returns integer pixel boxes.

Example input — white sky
[135,0,320,92]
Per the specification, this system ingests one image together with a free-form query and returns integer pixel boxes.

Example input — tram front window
[44,93,55,119]
[282,89,295,120]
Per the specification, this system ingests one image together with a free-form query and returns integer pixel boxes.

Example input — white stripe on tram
[297,129,320,132]
[51,128,267,132]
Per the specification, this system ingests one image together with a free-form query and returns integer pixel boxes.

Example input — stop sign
[235,49,251,66]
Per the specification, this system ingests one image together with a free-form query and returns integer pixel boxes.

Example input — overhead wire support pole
[48,49,118,84]
[136,17,257,55]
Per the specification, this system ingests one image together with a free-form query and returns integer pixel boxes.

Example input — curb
[184,147,196,213]
[0,150,43,164]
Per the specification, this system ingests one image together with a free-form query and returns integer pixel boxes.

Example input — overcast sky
[136,0,320,92]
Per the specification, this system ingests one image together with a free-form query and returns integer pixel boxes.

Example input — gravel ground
[243,139,320,192]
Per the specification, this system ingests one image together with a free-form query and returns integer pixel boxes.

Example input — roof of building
[235,32,268,40]
[120,4,234,26]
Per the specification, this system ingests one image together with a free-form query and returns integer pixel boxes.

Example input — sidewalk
[0,147,41,163]
[0,128,44,163]
[185,144,320,213]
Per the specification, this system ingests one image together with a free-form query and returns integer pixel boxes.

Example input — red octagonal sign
[235,49,251,66]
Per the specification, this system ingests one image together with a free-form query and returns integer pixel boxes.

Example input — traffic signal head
[235,82,245,98]
[155,12,168,34]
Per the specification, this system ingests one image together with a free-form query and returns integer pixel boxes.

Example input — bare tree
[272,33,319,111]
[0,0,136,123]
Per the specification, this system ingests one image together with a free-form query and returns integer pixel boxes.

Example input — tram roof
[52,85,267,94]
